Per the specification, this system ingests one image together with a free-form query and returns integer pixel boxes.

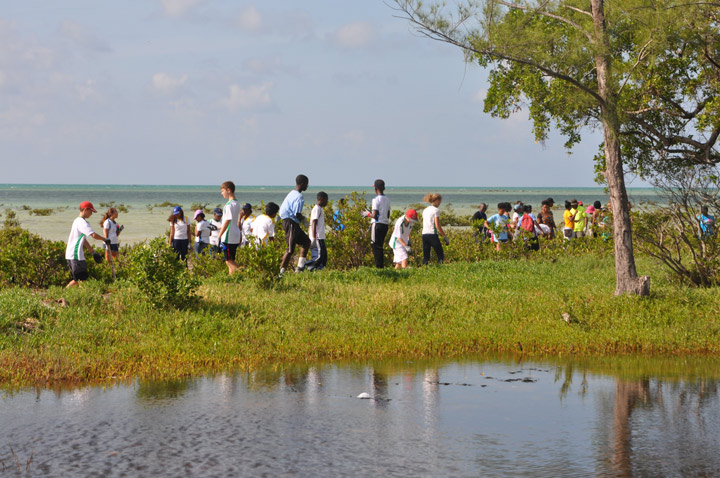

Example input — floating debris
[357,392,371,399]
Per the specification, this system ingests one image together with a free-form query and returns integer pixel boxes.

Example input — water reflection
[2,357,720,477]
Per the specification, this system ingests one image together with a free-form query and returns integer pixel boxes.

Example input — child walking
[168,206,190,261]
[364,179,391,268]
[193,210,211,255]
[66,201,111,288]
[100,207,122,262]
[218,181,242,274]
[389,209,418,269]
[308,191,329,271]
[421,193,449,265]
[252,202,280,246]
[279,174,311,275]
[486,202,511,251]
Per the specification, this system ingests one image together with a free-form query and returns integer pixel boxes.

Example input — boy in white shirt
[363,179,391,268]
[389,209,418,269]
[252,202,280,246]
[307,191,329,271]
[218,181,242,274]
[65,201,111,288]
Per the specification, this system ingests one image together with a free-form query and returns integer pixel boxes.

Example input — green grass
[2,253,720,387]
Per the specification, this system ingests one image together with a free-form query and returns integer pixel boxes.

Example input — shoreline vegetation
[1,195,719,389]
[2,254,720,388]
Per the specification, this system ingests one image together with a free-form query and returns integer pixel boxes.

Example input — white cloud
[160,0,204,17]
[152,72,188,94]
[221,82,272,111]
[330,22,374,48]
[235,6,263,32]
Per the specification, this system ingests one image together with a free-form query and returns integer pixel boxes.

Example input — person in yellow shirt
[562,200,574,240]
[572,199,587,238]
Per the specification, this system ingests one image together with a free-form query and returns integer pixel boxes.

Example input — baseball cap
[80,201,97,212]
[585,205,596,214]
[513,203,523,212]
[193,209,204,220]
[241,203,252,210]
[172,206,182,215]
[213,207,222,215]
[406,209,418,222]
[578,201,583,206]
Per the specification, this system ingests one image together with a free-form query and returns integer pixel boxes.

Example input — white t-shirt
[422,206,440,235]
[65,217,96,261]
[389,217,413,249]
[252,214,275,245]
[209,218,223,246]
[222,200,242,245]
[103,219,118,245]
[371,195,391,225]
[241,214,255,245]
[309,205,325,240]
[173,219,188,240]
[195,220,210,243]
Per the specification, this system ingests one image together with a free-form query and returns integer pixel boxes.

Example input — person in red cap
[65,201,111,288]
[389,209,418,269]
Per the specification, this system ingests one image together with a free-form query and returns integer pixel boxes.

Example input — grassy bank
[2,254,720,387]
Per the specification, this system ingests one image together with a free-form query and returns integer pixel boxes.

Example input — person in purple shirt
[279,174,311,276]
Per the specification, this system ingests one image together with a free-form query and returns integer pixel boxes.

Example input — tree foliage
[392,0,720,295]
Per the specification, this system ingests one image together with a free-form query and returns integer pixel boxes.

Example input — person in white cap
[389,209,418,269]
[193,210,211,256]
[65,201,111,288]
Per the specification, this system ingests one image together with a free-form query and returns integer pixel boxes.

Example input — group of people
[470,198,611,251]
[63,177,717,287]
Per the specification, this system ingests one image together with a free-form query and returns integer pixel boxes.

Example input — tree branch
[493,0,594,42]
[394,1,606,106]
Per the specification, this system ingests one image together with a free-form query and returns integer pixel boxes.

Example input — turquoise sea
[0,184,662,244]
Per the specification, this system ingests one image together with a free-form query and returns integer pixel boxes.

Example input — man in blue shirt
[279,174,311,275]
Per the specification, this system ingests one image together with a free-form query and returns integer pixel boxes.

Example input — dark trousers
[311,239,328,268]
[371,222,389,268]
[422,234,444,265]
[172,239,189,261]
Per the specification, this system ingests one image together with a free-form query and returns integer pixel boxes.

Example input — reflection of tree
[603,378,720,477]
[609,380,649,477]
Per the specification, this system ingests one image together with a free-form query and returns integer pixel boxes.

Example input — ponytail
[100,208,117,227]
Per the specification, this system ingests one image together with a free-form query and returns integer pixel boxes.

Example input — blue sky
[0,0,623,187]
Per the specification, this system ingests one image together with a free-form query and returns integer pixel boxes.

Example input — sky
[0,0,628,187]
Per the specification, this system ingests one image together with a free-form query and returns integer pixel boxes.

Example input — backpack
[521,213,535,232]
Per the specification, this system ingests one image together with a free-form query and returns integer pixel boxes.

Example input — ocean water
[0,184,662,244]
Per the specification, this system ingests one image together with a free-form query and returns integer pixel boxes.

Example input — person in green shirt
[571,199,587,238]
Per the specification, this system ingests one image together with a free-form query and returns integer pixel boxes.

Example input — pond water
[2,356,719,477]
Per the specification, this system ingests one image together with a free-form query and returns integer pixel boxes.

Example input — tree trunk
[590,0,650,296]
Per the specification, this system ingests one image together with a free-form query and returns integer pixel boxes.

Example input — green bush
[127,236,200,308]
[236,241,286,288]
[325,192,375,269]
[0,226,68,288]
[189,248,227,279]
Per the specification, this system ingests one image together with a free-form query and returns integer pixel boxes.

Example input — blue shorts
[108,243,119,252]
